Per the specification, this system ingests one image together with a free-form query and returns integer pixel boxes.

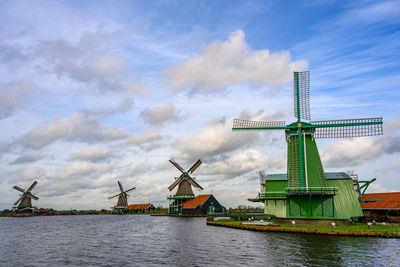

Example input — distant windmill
[167,159,203,214]
[13,181,39,210]
[108,181,135,212]
[168,159,203,196]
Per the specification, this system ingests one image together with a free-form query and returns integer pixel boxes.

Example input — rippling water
[1,215,399,266]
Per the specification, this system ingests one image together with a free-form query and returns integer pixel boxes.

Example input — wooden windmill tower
[13,180,39,212]
[167,159,203,214]
[109,181,135,213]
[234,71,383,221]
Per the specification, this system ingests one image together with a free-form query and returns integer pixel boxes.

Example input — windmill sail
[118,181,124,192]
[188,159,202,174]
[13,185,25,193]
[294,71,310,120]
[232,119,286,131]
[186,178,203,190]
[311,117,383,138]
[125,187,136,193]
[168,177,183,191]
[169,160,186,173]
[28,194,39,200]
[27,181,38,192]
[14,195,24,206]
[108,193,120,199]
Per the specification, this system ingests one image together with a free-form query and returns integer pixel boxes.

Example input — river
[1,215,399,266]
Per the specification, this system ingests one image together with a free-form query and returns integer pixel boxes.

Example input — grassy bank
[207,220,400,238]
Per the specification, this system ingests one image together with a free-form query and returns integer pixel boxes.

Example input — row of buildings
[108,159,226,215]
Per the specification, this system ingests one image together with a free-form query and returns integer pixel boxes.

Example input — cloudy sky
[1,0,399,210]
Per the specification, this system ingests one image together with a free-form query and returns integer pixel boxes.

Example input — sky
[0,0,399,210]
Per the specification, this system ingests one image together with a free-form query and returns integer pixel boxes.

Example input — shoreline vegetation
[0,208,168,217]
[0,207,264,217]
[206,219,400,238]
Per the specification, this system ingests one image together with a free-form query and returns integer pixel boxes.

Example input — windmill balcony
[252,187,338,201]
[256,191,287,200]
[286,187,338,196]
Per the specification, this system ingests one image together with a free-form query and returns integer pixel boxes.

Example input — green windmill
[233,71,383,222]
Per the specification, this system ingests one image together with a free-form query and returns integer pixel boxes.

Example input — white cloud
[57,161,114,180]
[368,183,389,193]
[374,164,400,176]
[386,116,400,132]
[36,31,126,93]
[126,133,162,145]
[166,30,308,94]
[139,103,186,126]
[38,161,117,198]
[321,138,381,167]
[0,42,29,67]
[346,1,400,24]
[89,56,124,77]
[321,135,400,168]
[173,110,285,162]
[10,152,44,164]
[0,142,9,154]
[16,112,129,150]
[8,167,46,185]
[238,109,290,122]
[320,116,400,167]
[0,81,40,119]
[124,82,149,95]
[116,162,154,179]
[200,149,279,179]
[82,97,134,116]
[174,117,260,161]
[70,146,113,163]
[126,133,163,151]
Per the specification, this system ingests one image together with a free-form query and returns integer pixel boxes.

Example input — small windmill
[13,181,39,211]
[168,159,203,195]
[167,159,203,214]
[233,71,383,220]
[109,181,135,212]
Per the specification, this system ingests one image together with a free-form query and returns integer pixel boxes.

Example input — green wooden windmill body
[234,71,383,220]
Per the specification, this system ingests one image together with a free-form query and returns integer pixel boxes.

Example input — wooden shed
[125,203,156,214]
[181,194,225,215]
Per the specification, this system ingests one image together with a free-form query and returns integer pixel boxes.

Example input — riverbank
[0,211,168,217]
[206,220,400,238]
[151,213,208,217]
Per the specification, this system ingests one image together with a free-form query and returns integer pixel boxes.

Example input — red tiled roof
[125,204,151,210]
[361,192,400,209]
[183,194,211,209]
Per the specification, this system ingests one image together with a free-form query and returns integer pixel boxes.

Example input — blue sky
[0,0,399,210]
